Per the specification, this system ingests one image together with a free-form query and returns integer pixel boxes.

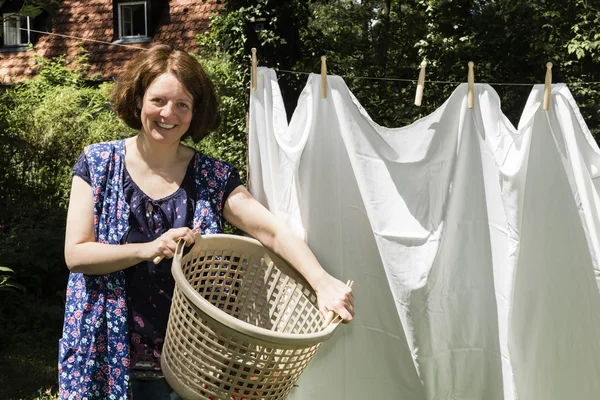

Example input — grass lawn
[0,293,63,400]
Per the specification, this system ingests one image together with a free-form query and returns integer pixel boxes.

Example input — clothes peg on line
[251,48,258,91]
[321,55,327,99]
[414,60,427,106]
[467,61,475,109]
[543,62,553,111]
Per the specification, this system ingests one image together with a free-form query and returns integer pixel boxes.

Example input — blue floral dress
[58,139,241,400]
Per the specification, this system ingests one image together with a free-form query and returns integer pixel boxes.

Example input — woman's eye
[179,103,190,109]
[151,98,163,104]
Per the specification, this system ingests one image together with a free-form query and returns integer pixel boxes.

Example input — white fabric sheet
[248,68,600,400]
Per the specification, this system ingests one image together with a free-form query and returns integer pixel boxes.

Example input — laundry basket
[161,233,342,400]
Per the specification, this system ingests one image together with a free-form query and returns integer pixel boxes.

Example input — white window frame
[2,13,31,46]
[118,1,148,39]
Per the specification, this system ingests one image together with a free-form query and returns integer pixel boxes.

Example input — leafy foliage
[0,49,133,299]
[0,266,24,292]
[191,51,248,182]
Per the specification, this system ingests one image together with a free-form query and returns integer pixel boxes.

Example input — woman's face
[140,72,194,144]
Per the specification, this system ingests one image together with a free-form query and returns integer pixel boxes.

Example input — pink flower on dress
[100,151,109,159]
[134,316,145,328]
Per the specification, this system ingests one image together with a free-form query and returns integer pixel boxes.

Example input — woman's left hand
[315,273,355,324]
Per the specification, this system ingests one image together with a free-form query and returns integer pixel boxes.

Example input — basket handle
[175,236,187,257]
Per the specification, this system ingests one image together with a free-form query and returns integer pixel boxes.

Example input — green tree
[202,0,600,138]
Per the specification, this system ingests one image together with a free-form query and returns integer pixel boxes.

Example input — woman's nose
[160,102,174,117]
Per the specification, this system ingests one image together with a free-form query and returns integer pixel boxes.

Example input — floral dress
[59,139,241,400]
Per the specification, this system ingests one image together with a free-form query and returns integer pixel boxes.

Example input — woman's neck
[130,134,184,170]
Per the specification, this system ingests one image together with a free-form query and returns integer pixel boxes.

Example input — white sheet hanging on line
[541,84,600,282]
[498,83,600,400]
[248,69,600,400]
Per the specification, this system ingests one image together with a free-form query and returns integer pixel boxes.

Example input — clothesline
[275,68,600,87]
[17,27,600,87]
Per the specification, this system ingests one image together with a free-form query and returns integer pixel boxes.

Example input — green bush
[192,51,248,183]
[0,50,132,301]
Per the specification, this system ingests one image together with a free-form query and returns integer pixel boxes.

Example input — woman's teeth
[157,123,175,129]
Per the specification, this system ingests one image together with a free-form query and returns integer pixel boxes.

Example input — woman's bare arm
[64,176,194,275]
[223,185,354,321]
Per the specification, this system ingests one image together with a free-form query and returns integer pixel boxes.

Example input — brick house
[0,0,219,83]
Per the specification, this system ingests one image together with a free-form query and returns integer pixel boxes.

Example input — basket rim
[171,233,340,346]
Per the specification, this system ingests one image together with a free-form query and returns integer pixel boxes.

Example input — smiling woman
[139,73,194,145]
[58,44,354,400]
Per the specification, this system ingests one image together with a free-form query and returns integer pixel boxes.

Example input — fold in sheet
[249,69,600,400]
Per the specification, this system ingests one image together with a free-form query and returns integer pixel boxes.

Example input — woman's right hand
[142,227,196,262]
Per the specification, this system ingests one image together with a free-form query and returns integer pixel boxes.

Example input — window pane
[120,3,146,37]
[122,7,133,36]
[20,16,30,44]
[4,16,19,45]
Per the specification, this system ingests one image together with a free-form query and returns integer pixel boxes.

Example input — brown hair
[112,44,220,143]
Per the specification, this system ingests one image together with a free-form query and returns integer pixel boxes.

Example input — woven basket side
[163,285,323,400]
[180,247,323,335]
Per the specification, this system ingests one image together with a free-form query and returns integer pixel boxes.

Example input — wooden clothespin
[414,60,427,106]
[543,62,553,110]
[467,61,475,109]
[321,55,327,99]
[251,48,258,91]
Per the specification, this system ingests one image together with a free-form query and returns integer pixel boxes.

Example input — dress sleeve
[72,152,92,185]
[222,167,243,208]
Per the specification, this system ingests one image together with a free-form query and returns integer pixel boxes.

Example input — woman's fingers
[319,279,355,327]
[151,228,196,263]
